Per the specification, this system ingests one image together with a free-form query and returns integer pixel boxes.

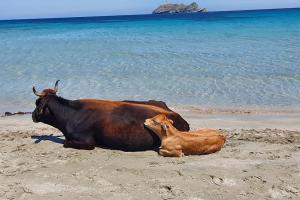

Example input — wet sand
[0,110,299,200]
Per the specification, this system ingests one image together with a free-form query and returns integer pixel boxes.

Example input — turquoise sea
[0,8,300,113]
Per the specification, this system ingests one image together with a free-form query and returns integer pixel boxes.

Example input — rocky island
[153,2,207,14]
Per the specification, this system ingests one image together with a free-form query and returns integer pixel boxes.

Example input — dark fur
[33,96,190,151]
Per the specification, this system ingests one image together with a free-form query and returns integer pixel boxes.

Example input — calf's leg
[159,149,183,157]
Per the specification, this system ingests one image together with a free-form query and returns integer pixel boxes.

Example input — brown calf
[144,114,225,157]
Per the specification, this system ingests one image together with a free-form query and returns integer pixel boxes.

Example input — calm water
[0,8,300,112]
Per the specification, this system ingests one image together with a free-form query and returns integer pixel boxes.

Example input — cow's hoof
[86,146,96,150]
[63,141,71,148]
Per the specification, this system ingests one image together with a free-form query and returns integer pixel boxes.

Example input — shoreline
[1,106,300,131]
[3,104,300,116]
[2,106,300,131]
[172,105,300,115]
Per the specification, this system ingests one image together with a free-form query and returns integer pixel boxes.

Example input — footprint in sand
[210,175,224,185]
[269,184,299,199]
[210,175,237,186]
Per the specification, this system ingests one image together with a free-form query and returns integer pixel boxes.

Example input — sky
[0,0,300,20]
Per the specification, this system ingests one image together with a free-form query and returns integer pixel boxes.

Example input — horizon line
[0,6,299,22]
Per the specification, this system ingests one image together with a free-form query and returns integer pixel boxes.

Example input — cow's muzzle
[32,110,38,123]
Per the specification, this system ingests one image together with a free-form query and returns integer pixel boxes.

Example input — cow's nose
[32,111,38,123]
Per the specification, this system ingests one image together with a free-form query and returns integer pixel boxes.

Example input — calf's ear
[168,119,174,124]
[161,123,170,137]
[161,123,168,131]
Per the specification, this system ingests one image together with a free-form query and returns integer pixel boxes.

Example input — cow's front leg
[63,133,95,150]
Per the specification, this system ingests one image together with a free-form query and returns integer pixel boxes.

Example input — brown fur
[144,114,226,157]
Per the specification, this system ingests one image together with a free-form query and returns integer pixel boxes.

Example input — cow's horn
[54,80,60,92]
[33,87,45,97]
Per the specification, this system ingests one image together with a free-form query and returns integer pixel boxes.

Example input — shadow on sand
[31,134,159,152]
[31,134,65,144]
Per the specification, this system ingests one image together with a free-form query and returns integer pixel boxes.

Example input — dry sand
[0,110,299,200]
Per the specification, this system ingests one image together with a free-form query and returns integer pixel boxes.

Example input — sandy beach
[0,109,299,200]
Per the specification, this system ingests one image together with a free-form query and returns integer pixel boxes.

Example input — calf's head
[32,80,59,123]
[144,114,173,138]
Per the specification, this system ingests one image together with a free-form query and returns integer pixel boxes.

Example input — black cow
[32,81,190,151]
